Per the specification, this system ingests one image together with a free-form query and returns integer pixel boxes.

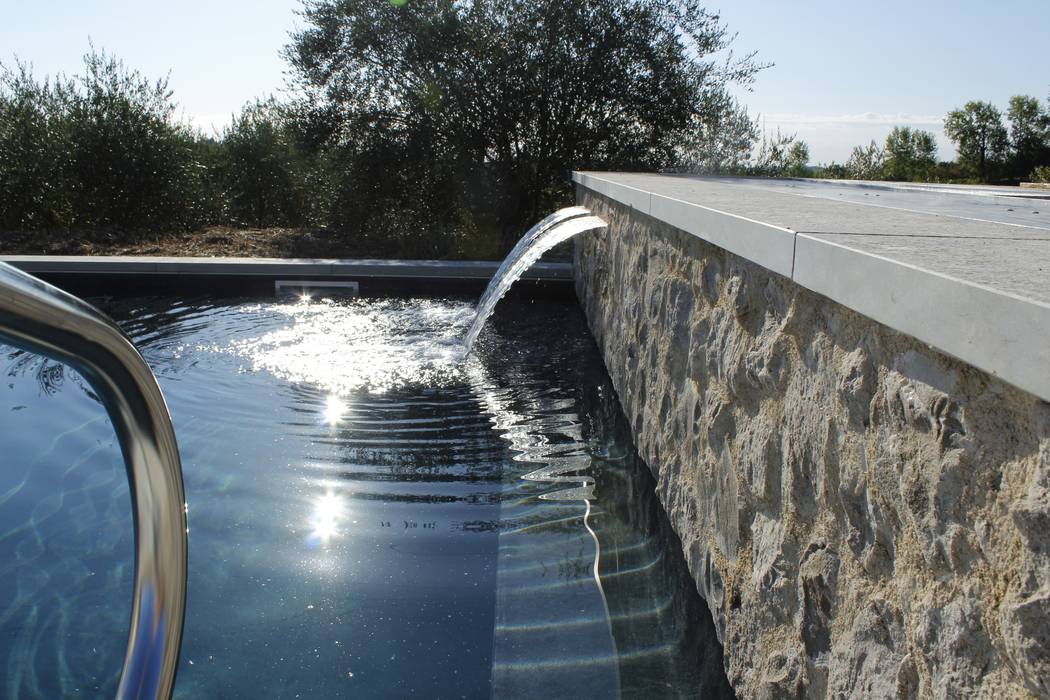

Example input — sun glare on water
[307,489,347,546]
[222,298,474,395]
[323,394,347,425]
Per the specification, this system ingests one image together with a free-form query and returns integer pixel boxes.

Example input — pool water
[0,295,731,698]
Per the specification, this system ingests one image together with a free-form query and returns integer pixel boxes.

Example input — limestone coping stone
[0,256,575,281]
[573,171,1050,403]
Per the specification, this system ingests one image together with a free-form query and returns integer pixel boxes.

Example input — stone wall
[574,189,1050,699]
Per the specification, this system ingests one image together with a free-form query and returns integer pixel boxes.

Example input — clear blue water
[0,295,731,698]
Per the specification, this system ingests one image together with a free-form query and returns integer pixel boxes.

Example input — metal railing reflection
[0,262,187,700]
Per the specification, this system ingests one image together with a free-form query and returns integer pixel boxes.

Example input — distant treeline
[3,3,1047,260]
[0,54,348,247]
[1,0,781,258]
[812,97,1050,184]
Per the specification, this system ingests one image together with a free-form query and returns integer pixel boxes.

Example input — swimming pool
[0,294,731,698]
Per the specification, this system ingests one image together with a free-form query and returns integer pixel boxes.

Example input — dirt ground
[0,226,574,261]
[0,226,354,259]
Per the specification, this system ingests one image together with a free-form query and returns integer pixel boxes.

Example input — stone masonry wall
[574,189,1050,699]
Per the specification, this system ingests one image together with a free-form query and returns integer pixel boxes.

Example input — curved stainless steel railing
[0,261,188,700]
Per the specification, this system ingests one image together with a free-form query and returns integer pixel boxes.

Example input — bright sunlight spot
[307,489,346,546]
[323,394,347,426]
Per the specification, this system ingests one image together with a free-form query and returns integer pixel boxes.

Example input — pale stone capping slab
[327,259,572,279]
[574,172,651,213]
[816,177,1050,198]
[794,233,1050,403]
[801,234,1050,305]
[152,259,329,275]
[649,193,796,278]
[573,171,1050,403]
[743,179,1050,231]
[7,257,161,273]
[575,172,1050,237]
[1,256,574,281]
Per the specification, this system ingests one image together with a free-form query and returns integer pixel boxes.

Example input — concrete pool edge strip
[0,256,575,281]
[574,171,1050,404]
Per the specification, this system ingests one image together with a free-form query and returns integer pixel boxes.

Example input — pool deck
[0,256,575,298]
[574,172,1050,403]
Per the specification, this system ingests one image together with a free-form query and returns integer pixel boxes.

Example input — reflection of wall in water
[581,376,735,699]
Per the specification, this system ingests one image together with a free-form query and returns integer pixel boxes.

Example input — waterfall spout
[463,208,607,353]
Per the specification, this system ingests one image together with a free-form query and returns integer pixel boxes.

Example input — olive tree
[220,98,307,227]
[0,62,74,229]
[0,50,210,233]
[676,93,758,174]
[285,0,765,253]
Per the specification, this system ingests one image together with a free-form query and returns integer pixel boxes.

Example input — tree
[815,162,848,179]
[785,140,810,177]
[845,140,885,180]
[220,98,308,227]
[0,50,210,233]
[748,129,809,177]
[0,62,74,228]
[883,126,937,182]
[944,100,1008,182]
[285,0,766,253]
[677,93,757,174]
[1006,95,1049,180]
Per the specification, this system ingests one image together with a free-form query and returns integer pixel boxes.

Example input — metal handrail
[0,262,188,700]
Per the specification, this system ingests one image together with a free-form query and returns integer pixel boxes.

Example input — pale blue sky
[3,0,1048,163]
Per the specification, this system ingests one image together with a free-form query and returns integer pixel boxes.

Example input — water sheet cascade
[463,207,607,353]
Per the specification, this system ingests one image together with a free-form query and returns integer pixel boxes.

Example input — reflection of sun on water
[323,394,347,425]
[307,489,346,546]
[221,298,474,395]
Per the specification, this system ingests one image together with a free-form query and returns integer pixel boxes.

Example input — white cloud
[757,112,944,128]
[751,112,956,164]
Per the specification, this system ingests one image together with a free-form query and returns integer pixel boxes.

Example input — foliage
[823,96,1049,185]
[66,50,210,230]
[0,50,210,233]
[944,101,1009,182]
[813,162,848,179]
[219,98,310,227]
[676,105,820,179]
[0,62,74,229]
[285,0,766,253]
[845,140,885,180]
[883,126,937,182]
[746,129,809,177]
[676,94,759,174]
[6,30,1049,255]
[1007,95,1050,180]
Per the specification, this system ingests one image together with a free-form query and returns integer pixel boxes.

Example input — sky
[2,0,1048,164]
[714,0,1050,163]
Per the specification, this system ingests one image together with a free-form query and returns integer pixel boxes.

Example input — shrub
[219,99,308,228]
[0,49,211,235]
[65,50,205,231]
[0,63,74,229]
